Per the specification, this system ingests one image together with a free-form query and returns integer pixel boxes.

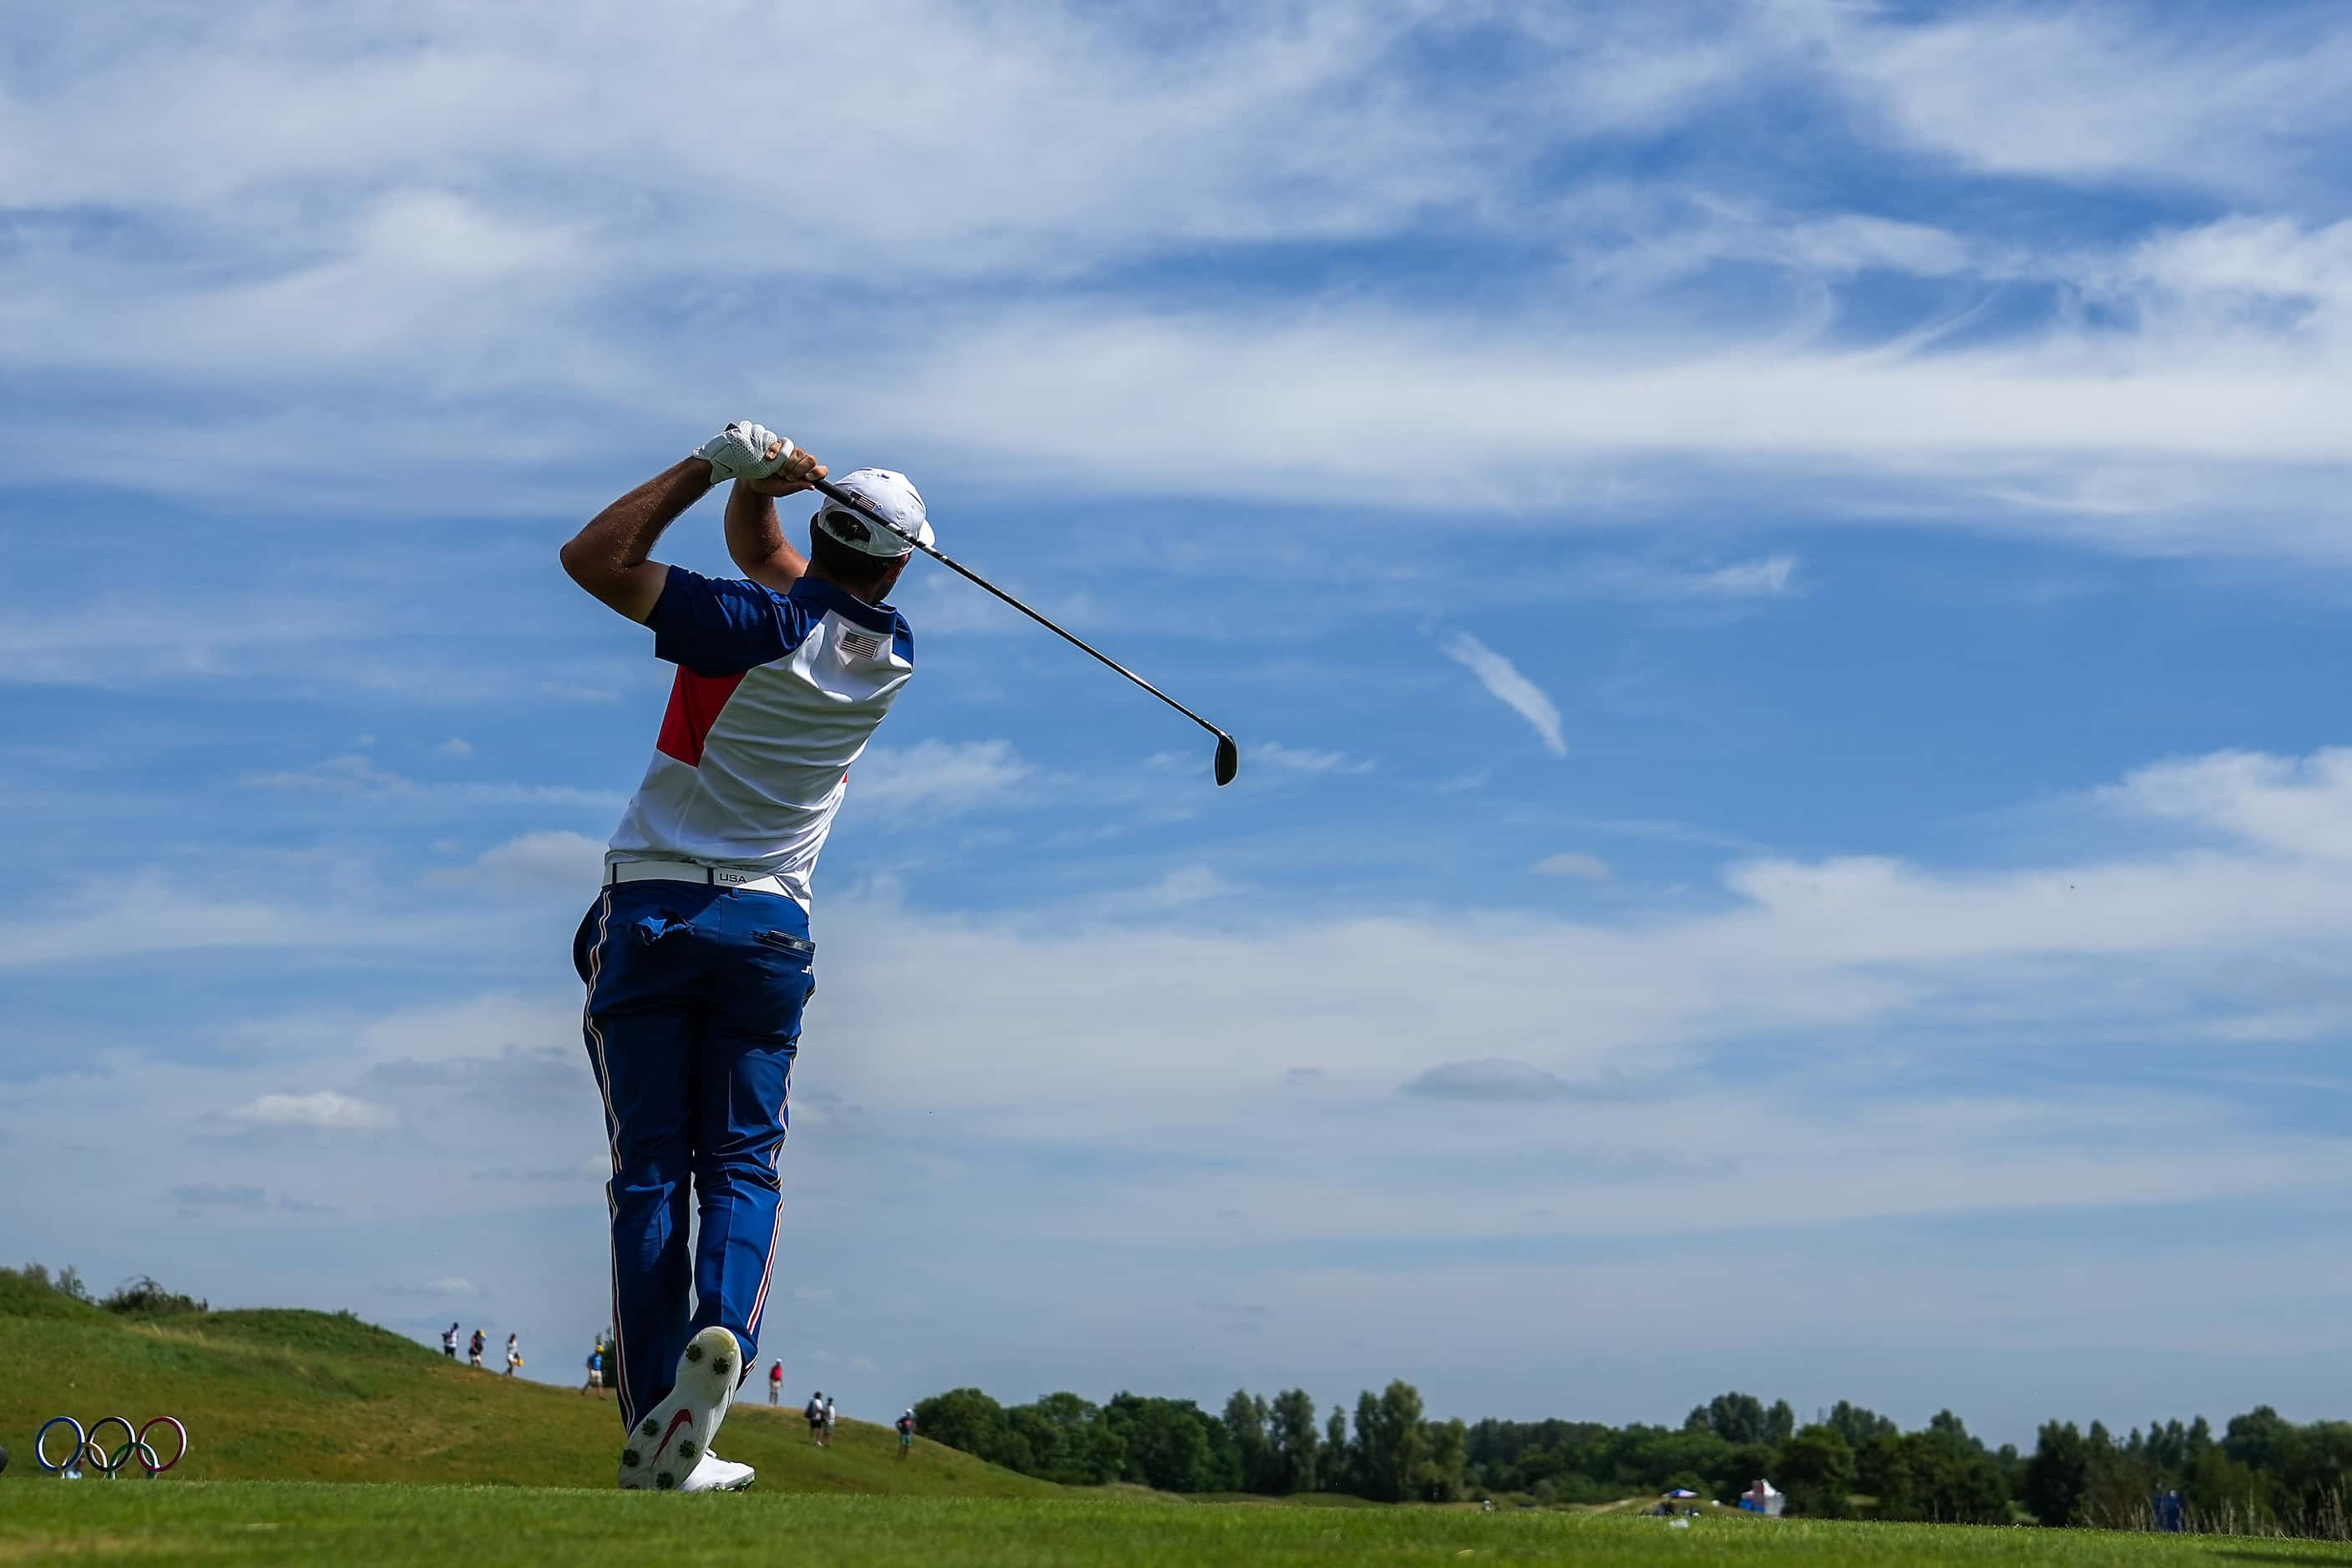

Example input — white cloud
[228,1090,397,1132]
[386,1276,483,1297]
[1687,556,1796,599]
[1441,634,1567,757]
[1834,8,2352,195]
[249,753,618,812]
[850,739,1033,810]
[0,8,2346,570]
[1532,852,1611,881]
[0,878,405,970]
[1251,742,1377,776]
[430,831,606,893]
[2103,749,2352,862]
[1129,866,1240,910]
[437,736,474,758]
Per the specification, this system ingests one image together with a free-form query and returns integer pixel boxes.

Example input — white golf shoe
[679,1453,756,1493]
[617,1326,743,1491]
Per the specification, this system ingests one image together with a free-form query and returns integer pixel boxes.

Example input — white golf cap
[816,468,933,558]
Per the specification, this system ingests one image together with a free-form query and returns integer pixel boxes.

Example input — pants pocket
[571,902,601,984]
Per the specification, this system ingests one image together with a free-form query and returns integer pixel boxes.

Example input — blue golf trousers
[573,879,814,1433]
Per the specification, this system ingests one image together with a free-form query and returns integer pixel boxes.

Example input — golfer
[560,422,930,1495]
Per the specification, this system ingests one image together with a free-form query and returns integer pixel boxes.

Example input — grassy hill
[11,1485,2352,1568]
[0,1273,1059,1495]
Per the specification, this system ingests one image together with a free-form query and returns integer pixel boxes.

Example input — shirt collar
[788,574,899,633]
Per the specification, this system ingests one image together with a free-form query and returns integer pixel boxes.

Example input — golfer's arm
[725,480,808,593]
[559,458,715,622]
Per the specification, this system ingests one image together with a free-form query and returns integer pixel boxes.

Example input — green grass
[0,1295,1059,1495]
[8,1486,2352,1567]
[11,1295,2352,1564]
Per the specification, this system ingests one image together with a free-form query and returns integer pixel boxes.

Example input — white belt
[605,859,792,898]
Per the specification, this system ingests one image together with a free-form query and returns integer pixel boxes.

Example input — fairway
[8,1485,2352,1568]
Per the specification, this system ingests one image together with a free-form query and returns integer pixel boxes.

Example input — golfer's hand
[746,443,827,497]
[693,422,807,486]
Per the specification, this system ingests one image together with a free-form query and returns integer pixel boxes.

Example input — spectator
[805,1391,825,1445]
[506,1333,524,1378]
[468,1328,486,1368]
[768,1360,784,1407]
[441,1323,458,1359]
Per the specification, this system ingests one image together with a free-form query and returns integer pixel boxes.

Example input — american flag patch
[837,629,883,660]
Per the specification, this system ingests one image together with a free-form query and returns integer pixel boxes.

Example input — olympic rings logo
[34,1416,187,1479]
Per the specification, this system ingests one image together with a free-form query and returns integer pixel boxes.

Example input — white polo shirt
[605,569,915,910]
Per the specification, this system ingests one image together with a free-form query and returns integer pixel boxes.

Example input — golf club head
[1214,732,1240,787]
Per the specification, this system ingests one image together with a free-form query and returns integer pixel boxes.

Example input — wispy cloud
[427,831,606,893]
[1401,1059,1573,1101]
[851,739,1034,811]
[1532,852,1611,881]
[248,753,618,812]
[226,1090,397,1133]
[1252,742,1377,776]
[1441,634,1567,757]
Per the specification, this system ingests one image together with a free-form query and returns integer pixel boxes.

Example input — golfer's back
[608,569,914,908]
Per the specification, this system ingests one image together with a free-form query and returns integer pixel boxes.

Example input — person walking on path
[468,1328,486,1369]
[768,1361,784,1407]
[442,1323,458,1359]
[561,422,932,1495]
[896,1409,917,1459]
[822,1395,837,1448]
[506,1333,524,1378]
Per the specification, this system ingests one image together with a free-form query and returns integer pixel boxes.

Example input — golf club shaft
[804,474,1232,747]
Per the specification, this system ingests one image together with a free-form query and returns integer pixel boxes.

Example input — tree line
[915,1382,2352,1534]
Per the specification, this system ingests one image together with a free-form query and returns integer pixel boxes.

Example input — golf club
[806,473,1241,787]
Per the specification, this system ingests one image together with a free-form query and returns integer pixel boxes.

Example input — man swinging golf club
[559,421,931,1492]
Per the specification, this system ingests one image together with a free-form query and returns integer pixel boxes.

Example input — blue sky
[8,0,2352,1446]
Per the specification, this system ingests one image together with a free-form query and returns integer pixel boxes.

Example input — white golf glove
[693,422,797,483]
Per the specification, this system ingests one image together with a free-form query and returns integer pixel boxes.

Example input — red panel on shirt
[655,668,747,766]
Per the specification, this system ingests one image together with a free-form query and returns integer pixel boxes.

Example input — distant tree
[1008,1392,1122,1485]
[2025,1420,2089,1526]
[1825,1401,1897,1453]
[1325,1404,1355,1493]
[1695,1392,1771,1446]
[1778,1426,1854,1516]
[2223,1406,2292,1475]
[1105,1393,1214,1493]
[1269,1388,1321,1494]
[915,1388,1017,1468]
[100,1275,207,1317]
[1766,1399,1797,1447]
[1857,1430,1916,1518]
[1353,1383,1429,1502]
[2186,1444,2270,1529]
[1902,1418,2011,1525]
[1222,1390,1275,1493]
[1419,1417,1469,1503]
